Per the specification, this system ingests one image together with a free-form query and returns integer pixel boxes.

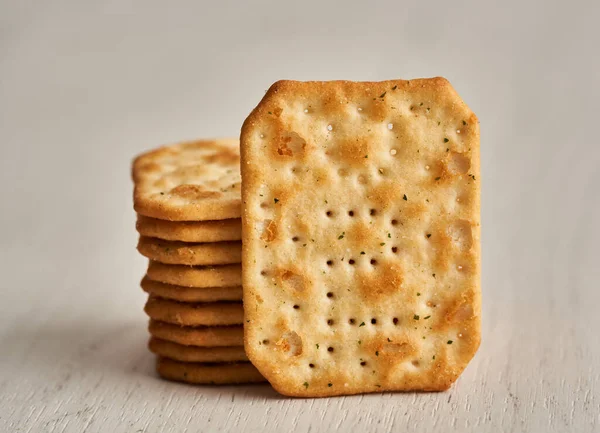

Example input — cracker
[148,337,248,362]
[141,276,242,302]
[144,296,243,326]
[132,138,241,221]
[137,237,241,266]
[148,320,244,347]
[240,78,480,396]
[146,261,241,288]
[136,215,242,242]
[156,357,265,384]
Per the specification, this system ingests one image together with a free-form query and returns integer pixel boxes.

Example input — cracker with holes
[132,138,241,221]
[241,78,480,396]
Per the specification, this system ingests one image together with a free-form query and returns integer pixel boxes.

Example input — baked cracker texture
[156,358,265,384]
[136,215,242,242]
[241,78,480,397]
[146,261,241,288]
[137,237,241,265]
[132,138,241,221]
[141,276,243,302]
[148,320,244,347]
[144,296,243,326]
[148,338,248,362]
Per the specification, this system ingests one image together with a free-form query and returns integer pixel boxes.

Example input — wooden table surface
[1,0,599,432]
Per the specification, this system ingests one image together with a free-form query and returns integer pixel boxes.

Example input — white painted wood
[1,0,599,431]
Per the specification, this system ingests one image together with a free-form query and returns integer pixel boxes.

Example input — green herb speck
[463,120,467,126]
[274,198,279,203]
[360,251,365,255]
[403,194,407,201]
[359,322,365,327]
[380,242,385,246]
[424,315,431,320]
[435,177,441,181]
[328,383,333,387]
[375,351,379,356]
[392,85,397,90]
[380,91,386,98]
[426,234,431,238]
[417,292,421,296]
[316,343,319,349]
[444,138,449,143]
[447,340,453,345]
[303,382,309,389]
[414,314,420,320]
[338,232,345,240]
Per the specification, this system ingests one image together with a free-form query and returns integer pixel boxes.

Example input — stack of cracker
[132,139,265,385]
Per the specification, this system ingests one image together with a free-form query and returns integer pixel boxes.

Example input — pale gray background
[1,0,599,432]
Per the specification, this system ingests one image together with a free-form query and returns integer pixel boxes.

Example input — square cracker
[132,138,241,221]
[241,78,480,397]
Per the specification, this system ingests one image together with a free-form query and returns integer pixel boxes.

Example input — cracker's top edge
[266,77,451,93]
[131,137,238,182]
[241,77,477,143]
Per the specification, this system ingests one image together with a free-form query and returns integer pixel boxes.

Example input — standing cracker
[241,78,480,397]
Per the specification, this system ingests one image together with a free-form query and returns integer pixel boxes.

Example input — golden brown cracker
[240,78,481,396]
[132,139,241,221]
[136,215,242,242]
[148,337,248,362]
[146,261,241,288]
[141,276,242,302]
[144,296,243,326]
[156,357,265,384]
[137,237,241,266]
[148,320,244,347]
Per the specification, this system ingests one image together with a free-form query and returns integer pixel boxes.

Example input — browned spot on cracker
[277,139,293,156]
[278,270,308,293]
[347,220,379,249]
[260,219,278,242]
[363,336,417,385]
[204,148,240,165]
[326,137,373,167]
[276,331,302,356]
[368,180,403,211]
[138,162,162,173]
[358,263,403,300]
[272,132,308,159]
[435,289,477,331]
[170,184,222,200]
